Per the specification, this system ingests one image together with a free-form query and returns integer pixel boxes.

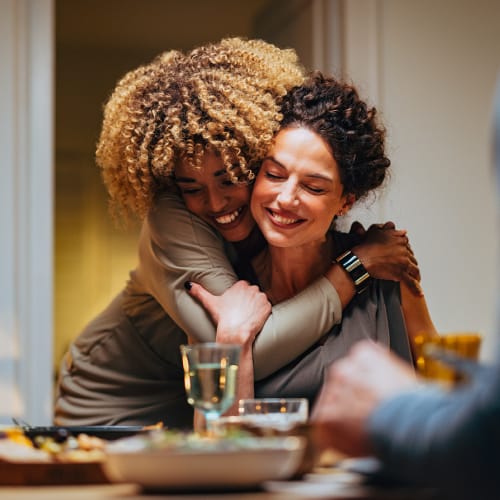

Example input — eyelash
[180,188,201,195]
[264,171,326,195]
[307,186,326,194]
[178,179,237,195]
[264,172,282,180]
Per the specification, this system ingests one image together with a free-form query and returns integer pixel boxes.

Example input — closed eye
[264,171,284,180]
[305,185,326,194]
[178,186,201,195]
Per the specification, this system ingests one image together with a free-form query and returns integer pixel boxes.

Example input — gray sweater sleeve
[138,192,342,380]
[368,359,500,498]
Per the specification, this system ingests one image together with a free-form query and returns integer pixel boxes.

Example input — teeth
[270,210,299,225]
[215,208,241,224]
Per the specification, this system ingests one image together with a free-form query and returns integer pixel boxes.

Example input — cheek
[250,179,267,217]
[235,185,252,204]
[311,202,339,231]
[182,196,203,217]
[252,176,274,201]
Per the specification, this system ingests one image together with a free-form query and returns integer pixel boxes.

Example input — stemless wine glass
[180,343,241,432]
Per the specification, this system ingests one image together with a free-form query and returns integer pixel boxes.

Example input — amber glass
[414,332,482,385]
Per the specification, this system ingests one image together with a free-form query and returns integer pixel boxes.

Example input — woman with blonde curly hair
[55,38,419,428]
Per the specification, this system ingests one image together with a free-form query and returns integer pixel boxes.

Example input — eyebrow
[174,169,227,183]
[263,156,333,182]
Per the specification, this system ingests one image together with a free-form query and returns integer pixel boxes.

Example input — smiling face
[174,151,255,242]
[250,126,353,249]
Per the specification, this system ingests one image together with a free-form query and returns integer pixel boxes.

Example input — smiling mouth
[214,208,243,225]
[268,209,304,225]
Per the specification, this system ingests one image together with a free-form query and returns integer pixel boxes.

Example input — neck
[233,226,266,261]
[256,235,334,304]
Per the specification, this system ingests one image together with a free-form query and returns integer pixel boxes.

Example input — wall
[378,0,499,360]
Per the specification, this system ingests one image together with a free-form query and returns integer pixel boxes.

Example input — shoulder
[147,191,224,248]
[331,229,359,255]
[149,191,196,229]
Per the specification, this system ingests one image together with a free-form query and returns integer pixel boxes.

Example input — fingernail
[184,281,192,291]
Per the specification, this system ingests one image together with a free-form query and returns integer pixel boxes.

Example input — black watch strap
[335,250,371,294]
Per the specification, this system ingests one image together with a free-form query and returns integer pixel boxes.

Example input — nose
[206,186,229,213]
[276,180,299,207]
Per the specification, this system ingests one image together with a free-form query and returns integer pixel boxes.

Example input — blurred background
[2,0,499,424]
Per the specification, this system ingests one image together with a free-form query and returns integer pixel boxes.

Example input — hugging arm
[142,193,421,380]
[139,193,341,380]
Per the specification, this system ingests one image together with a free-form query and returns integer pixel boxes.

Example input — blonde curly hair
[96,37,305,222]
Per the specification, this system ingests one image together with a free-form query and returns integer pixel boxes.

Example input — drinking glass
[180,343,241,432]
[415,332,482,385]
[238,398,309,431]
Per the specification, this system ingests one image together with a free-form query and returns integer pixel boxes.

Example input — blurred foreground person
[312,77,500,499]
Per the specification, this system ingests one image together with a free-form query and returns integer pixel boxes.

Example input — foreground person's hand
[352,221,423,296]
[311,340,419,457]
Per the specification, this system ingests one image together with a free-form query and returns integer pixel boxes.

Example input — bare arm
[400,283,438,357]
[140,193,341,380]
[350,221,435,357]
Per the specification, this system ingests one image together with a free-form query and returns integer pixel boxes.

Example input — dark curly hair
[279,71,390,201]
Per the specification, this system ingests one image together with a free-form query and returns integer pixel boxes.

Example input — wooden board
[0,461,109,486]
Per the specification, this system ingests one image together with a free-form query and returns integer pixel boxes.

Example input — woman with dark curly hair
[55,39,421,428]
[190,72,437,406]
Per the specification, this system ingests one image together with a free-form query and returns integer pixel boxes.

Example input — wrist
[325,263,356,309]
[335,250,371,294]
[351,244,371,273]
[216,328,255,348]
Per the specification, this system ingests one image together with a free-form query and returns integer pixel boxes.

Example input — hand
[350,221,423,296]
[311,340,419,456]
[186,280,272,346]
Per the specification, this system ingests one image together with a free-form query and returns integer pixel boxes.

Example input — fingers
[349,221,366,236]
[184,281,219,321]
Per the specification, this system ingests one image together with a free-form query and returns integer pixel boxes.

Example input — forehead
[175,151,226,180]
[270,126,337,174]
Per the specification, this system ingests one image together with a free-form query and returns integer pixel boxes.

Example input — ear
[337,194,356,216]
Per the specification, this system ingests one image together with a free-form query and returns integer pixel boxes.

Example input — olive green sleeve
[140,193,342,380]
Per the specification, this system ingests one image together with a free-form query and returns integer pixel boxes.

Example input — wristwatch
[335,250,371,294]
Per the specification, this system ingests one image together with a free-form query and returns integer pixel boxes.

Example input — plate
[22,425,145,442]
[103,436,305,490]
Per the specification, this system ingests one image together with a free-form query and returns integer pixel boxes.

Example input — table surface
[0,469,438,499]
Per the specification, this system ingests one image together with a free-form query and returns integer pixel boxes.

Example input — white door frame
[0,0,54,425]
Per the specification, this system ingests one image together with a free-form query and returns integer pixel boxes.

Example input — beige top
[55,193,342,427]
